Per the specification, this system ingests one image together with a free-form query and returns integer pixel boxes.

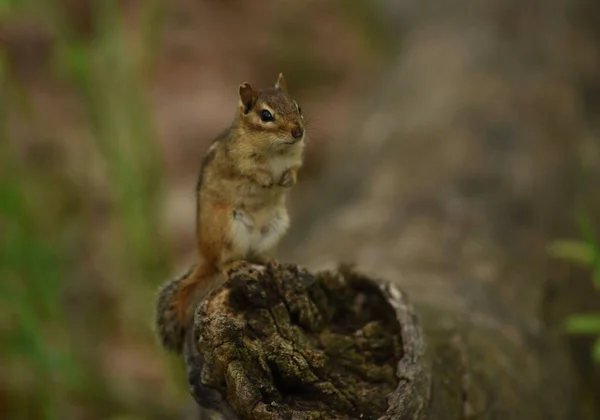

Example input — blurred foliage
[549,210,600,363]
[0,0,177,418]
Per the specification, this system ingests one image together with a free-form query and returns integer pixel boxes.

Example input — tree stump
[183,263,428,420]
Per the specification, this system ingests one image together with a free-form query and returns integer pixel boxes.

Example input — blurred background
[1,0,599,419]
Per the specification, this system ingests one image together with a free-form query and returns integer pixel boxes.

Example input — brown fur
[155,74,305,353]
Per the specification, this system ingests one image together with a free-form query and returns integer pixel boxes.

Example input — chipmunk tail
[155,269,193,354]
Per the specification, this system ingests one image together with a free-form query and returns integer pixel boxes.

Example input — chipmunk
[155,73,305,354]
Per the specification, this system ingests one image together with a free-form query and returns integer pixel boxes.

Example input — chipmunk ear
[239,83,258,114]
[275,73,287,92]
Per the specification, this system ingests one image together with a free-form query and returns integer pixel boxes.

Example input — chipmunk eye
[260,110,274,122]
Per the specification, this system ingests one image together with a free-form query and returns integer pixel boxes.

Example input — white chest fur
[230,206,290,257]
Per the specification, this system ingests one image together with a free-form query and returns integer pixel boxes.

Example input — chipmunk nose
[291,126,304,139]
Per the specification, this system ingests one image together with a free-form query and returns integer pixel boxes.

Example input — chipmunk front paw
[278,168,297,188]
[255,171,274,188]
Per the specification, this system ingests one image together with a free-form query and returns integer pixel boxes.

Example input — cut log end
[183,262,429,420]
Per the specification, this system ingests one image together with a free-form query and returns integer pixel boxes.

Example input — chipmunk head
[236,73,305,149]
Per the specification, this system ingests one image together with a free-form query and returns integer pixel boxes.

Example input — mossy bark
[183,263,428,419]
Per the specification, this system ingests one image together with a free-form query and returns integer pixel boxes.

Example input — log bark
[184,263,427,419]
[180,0,600,418]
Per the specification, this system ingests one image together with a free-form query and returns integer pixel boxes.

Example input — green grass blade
[593,336,600,364]
[564,314,600,335]
[547,239,594,267]
[576,209,600,289]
